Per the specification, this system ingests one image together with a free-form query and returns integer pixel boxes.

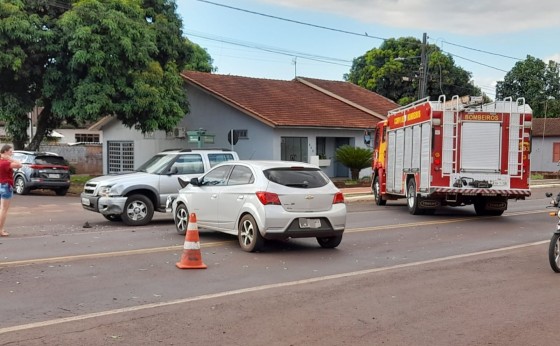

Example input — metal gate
[107,141,134,173]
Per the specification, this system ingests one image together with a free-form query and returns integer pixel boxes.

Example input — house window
[237,129,248,139]
[553,143,560,162]
[75,133,100,143]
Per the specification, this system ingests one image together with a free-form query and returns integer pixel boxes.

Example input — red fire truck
[371,95,532,215]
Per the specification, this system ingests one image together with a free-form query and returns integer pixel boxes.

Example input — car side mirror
[168,166,178,175]
[190,177,200,186]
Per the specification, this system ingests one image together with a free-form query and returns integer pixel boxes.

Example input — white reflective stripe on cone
[183,241,201,250]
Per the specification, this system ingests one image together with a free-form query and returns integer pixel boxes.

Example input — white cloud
[259,0,560,35]
[544,53,560,63]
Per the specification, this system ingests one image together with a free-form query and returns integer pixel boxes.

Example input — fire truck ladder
[481,97,528,178]
[441,95,460,176]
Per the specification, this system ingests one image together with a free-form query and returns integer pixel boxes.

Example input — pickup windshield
[136,154,176,174]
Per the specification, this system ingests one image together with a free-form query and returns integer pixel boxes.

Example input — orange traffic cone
[176,213,207,269]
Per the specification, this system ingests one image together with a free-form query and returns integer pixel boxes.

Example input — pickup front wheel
[122,194,154,226]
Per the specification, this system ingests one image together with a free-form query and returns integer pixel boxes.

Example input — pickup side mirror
[190,177,201,186]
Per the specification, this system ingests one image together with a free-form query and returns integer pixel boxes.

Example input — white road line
[0,240,548,335]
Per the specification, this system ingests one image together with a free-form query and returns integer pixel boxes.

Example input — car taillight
[333,192,345,204]
[256,191,281,205]
[29,165,69,170]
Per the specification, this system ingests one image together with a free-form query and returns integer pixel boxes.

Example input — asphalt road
[1,187,559,345]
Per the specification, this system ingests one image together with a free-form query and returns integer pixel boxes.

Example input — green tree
[0,0,61,148]
[334,145,372,180]
[344,37,484,105]
[496,55,560,117]
[0,0,214,150]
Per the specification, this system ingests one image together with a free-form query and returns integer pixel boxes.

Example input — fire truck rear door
[460,122,501,172]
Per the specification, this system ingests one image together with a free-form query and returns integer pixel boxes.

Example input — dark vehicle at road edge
[12,151,71,196]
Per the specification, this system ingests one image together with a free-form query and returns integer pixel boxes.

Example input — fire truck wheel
[407,178,422,215]
[373,176,386,206]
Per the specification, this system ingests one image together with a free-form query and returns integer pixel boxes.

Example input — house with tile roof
[530,117,560,172]
[94,72,399,177]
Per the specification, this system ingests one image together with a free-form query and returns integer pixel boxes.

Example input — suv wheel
[14,176,30,195]
[122,194,154,226]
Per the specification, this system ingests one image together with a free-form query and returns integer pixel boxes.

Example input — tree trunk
[26,104,51,151]
[351,168,360,180]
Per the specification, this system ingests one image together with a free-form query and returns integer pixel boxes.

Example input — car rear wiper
[285,183,309,188]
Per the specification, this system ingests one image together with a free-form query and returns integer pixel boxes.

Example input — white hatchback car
[171,160,347,252]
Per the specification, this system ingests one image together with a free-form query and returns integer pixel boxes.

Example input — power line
[186,31,353,67]
[442,50,509,73]
[441,40,523,61]
[195,0,387,41]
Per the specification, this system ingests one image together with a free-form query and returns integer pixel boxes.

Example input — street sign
[227,129,239,145]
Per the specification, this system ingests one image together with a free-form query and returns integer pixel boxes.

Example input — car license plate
[299,218,321,229]
[48,173,60,178]
[81,197,90,206]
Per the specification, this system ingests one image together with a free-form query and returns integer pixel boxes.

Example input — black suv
[12,151,71,196]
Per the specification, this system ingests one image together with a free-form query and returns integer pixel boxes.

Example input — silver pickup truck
[80,148,239,226]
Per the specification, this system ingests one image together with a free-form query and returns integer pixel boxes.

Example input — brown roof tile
[532,118,560,136]
[181,71,398,129]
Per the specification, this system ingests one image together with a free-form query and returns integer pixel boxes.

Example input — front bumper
[80,193,127,216]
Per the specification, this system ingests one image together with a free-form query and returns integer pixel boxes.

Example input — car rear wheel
[238,214,264,252]
[122,194,154,226]
[316,234,343,248]
[14,176,30,195]
[174,203,189,235]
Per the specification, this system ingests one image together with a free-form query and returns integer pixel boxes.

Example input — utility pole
[419,32,428,99]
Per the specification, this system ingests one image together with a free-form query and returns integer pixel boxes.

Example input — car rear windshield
[34,156,67,166]
[263,168,330,188]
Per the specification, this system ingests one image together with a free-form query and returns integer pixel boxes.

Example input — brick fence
[39,143,103,175]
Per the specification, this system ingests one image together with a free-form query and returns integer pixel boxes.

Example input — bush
[335,145,372,180]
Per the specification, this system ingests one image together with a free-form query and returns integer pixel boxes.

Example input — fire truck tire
[407,178,422,215]
[373,176,386,206]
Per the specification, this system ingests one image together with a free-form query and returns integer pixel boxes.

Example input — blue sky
[176,0,560,99]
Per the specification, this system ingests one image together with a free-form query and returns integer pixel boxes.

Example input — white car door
[188,165,232,228]
[217,165,255,231]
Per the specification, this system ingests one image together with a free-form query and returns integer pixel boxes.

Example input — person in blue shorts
[0,144,22,236]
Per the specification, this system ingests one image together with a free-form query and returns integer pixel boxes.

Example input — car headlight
[98,186,114,197]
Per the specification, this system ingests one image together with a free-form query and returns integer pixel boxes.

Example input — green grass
[69,175,98,195]
[71,175,95,185]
